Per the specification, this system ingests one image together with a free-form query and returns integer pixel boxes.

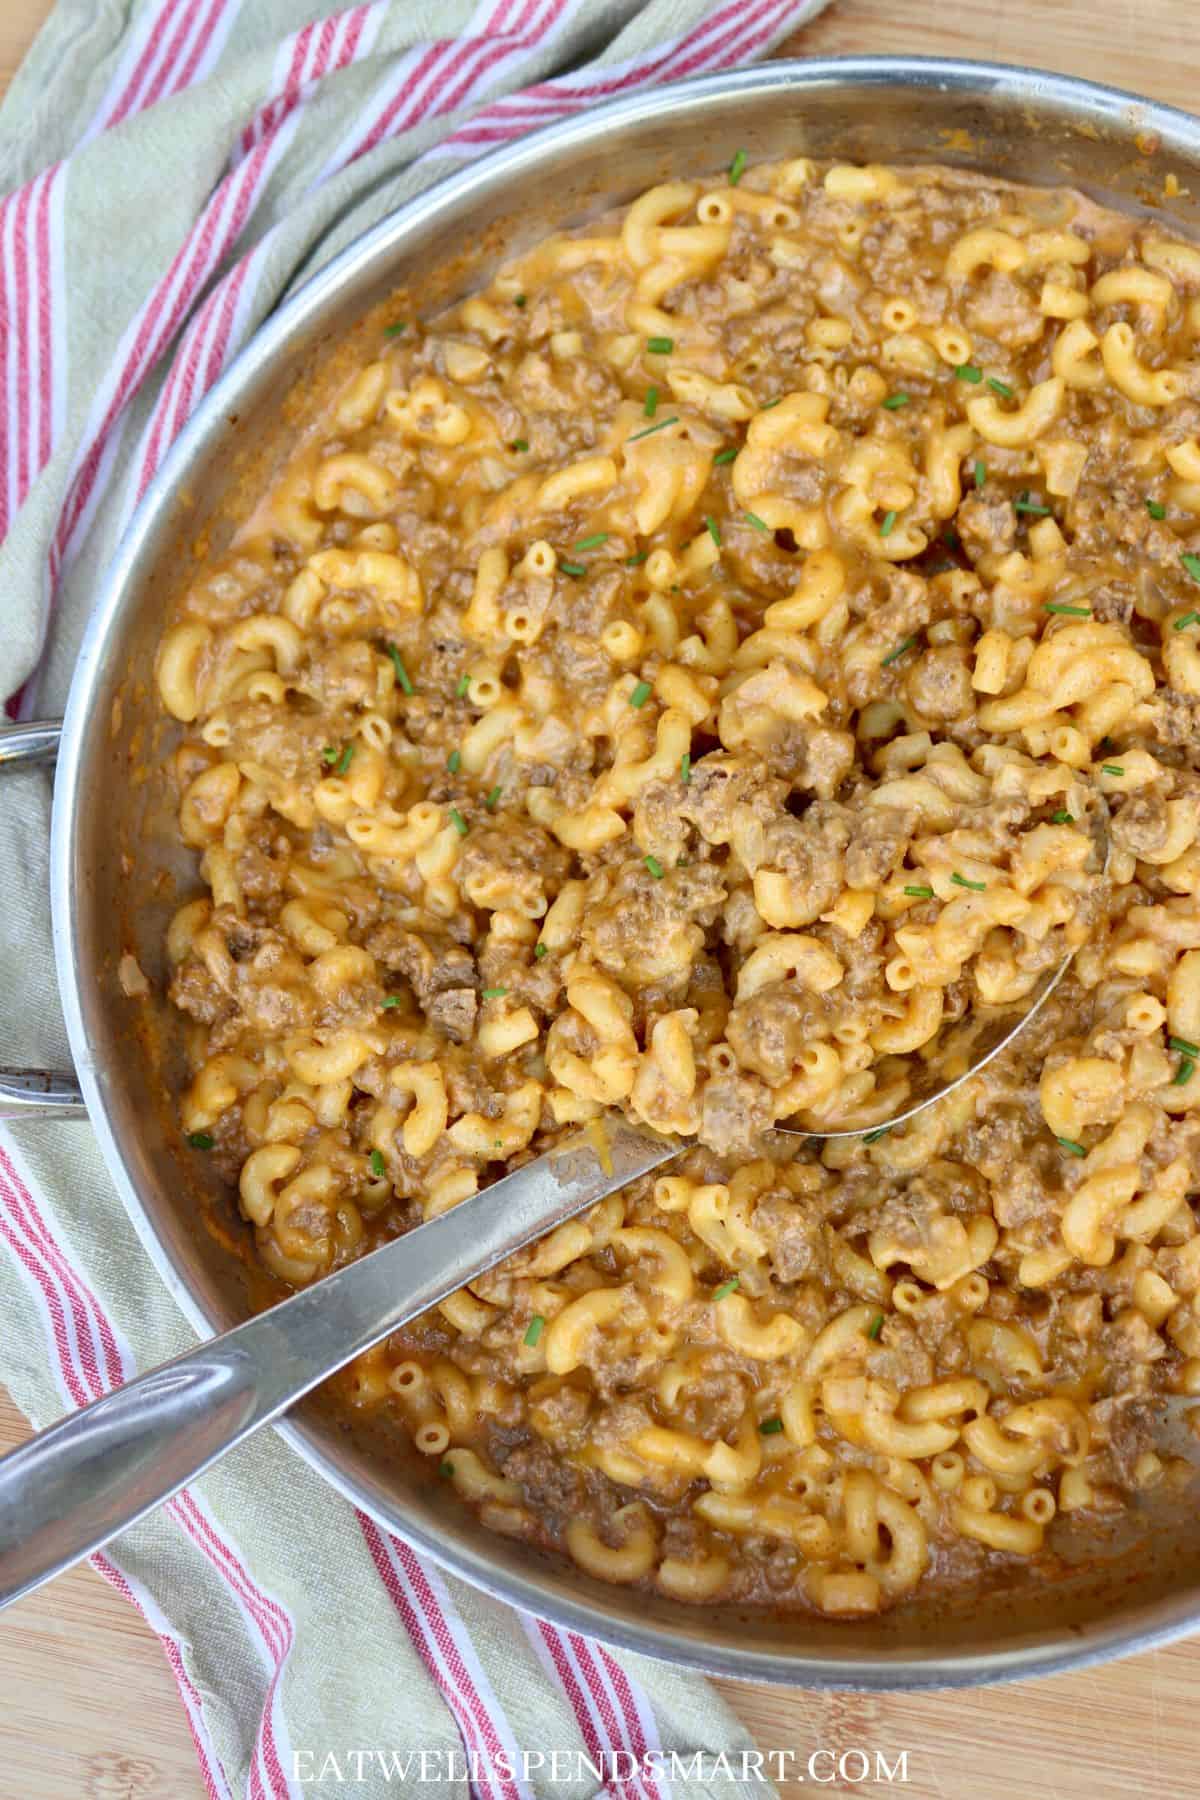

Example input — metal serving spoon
[0,823,1105,1611]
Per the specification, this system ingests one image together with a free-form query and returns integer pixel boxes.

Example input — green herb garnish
[706,515,722,548]
[758,1417,785,1435]
[1173,611,1200,631]
[643,386,659,419]
[867,1313,884,1340]
[381,996,403,1009]
[187,1132,214,1150]
[1169,1035,1200,1058]
[574,532,608,552]
[955,363,982,383]
[712,1276,739,1301]
[1057,1137,1087,1157]
[449,807,468,836]
[386,642,414,694]
[630,680,653,708]
[1183,553,1200,583]
[862,1126,891,1144]
[974,458,987,489]
[1147,500,1167,520]
[384,321,407,337]
[627,415,679,443]
[644,855,664,879]
[485,784,502,809]
[743,510,769,532]
[1102,764,1125,777]
[883,392,910,410]
[760,397,782,411]
[510,438,529,453]
[713,446,738,465]
[626,550,650,566]
[524,1315,545,1347]
[439,1460,455,1478]
[559,559,587,577]
[879,509,898,537]
[729,148,747,186]
[482,986,507,999]
[534,942,549,960]
[1173,1059,1196,1087]
[881,635,917,665]
[988,376,1014,398]
[369,1149,386,1178]
[456,673,471,697]
[1052,809,1074,824]
[334,743,354,775]
[1014,495,1052,516]
[514,294,527,308]
[447,748,461,773]
[1044,603,1092,617]
[646,336,674,354]
[680,752,692,785]
[951,871,986,891]
[904,884,934,899]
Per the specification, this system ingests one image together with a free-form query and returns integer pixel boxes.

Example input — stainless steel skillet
[5,57,1200,1687]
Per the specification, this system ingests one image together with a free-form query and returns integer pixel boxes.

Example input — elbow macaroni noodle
[155,156,1200,1615]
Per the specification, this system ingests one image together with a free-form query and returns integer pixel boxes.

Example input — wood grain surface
[4,1,1200,1795]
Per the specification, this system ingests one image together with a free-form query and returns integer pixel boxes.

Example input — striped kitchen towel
[0,3,830,1796]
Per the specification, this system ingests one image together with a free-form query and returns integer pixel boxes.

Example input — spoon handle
[0,1118,676,1612]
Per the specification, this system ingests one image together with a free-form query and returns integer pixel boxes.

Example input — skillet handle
[0,721,86,1120]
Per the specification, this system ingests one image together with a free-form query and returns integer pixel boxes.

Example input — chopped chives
[643,386,659,418]
[712,1276,739,1300]
[1173,611,1200,631]
[1057,1136,1087,1157]
[439,1460,455,1478]
[456,673,471,697]
[867,1313,884,1340]
[729,148,747,185]
[386,642,414,694]
[904,884,934,899]
[644,855,664,879]
[974,458,987,489]
[482,986,507,999]
[1147,499,1167,520]
[1051,808,1074,824]
[447,748,461,773]
[862,1126,891,1144]
[534,942,549,960]
[758,1417,785,1435]
[881,635,917,666]
[760,397,782,410]
[1044,602,1092,617]
[574,532,609,552]
[1101,763,1125,777]
[743,510,769,532]
[988,376,1014,398]
[449,807,468,836]
[559,559,587,577]
[510,438,529,453]
[384,321,407,337]
[951,871,986,891]
[713,446,738,465]
[1183,552,1200,583]
[524,1314,545,1347]
[485,784,502,809]
[515,293,527,308]
[381,996,403,1009]
[1014,496,1052,515]
[680,752,692,784]
[321,745,338,765]
[626,550,650,566]
[627,415,679,442]
[630,680,653,708]
[706,515,722,548]
[1169,1035,1200,1058]
[646,336,674,354]
[955,363,983,383]
[187,1131,214,1150]
[335,743,354,775]
[882,392,910,410]
[369,1149,386,1178]
[1174,1059,1196,1087]
[879,509,898,537]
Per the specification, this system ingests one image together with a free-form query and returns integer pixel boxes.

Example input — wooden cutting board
[4,2,1200,1795]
